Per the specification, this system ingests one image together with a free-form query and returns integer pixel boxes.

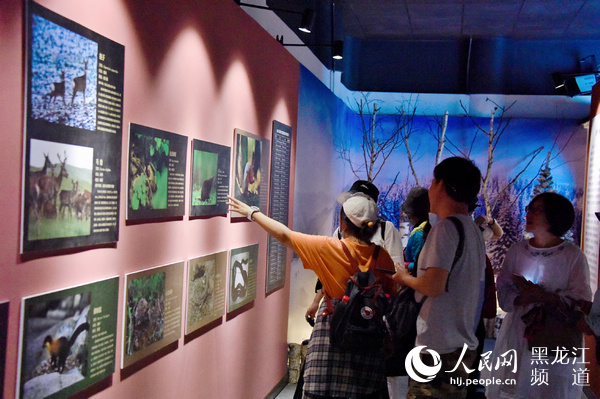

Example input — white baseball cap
[336,192,379,228]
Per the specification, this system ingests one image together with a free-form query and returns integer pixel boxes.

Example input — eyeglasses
[525,205,544,215]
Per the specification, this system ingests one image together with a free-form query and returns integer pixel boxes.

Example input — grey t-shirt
[415,214,486,353]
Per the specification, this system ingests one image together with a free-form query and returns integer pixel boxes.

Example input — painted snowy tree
[532,151,554,196]
[487,178,527,271]
[459,99,544,216]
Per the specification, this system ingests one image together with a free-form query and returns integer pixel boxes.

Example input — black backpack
[384,216,464,376]
[327,243,391,352]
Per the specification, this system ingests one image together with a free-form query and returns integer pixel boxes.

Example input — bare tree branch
[435,111,448,165]
[491,147,544,211]
[338,93,414,191]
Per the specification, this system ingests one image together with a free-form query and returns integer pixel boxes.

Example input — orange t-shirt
[290,231,397,298]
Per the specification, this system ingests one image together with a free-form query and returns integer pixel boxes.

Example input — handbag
[521,298,584,356]
[384,216,464,376]
[384,283,423,376]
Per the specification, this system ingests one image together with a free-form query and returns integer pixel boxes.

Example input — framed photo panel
[185,251,227,334]
[17,277,119,399]
[231,129,270,219]
[190,140,230,217]
[0,301,8,398]
[122,261,184,369]
[227,244,259,313]
[126,123,188,221]
[22,1,124,254]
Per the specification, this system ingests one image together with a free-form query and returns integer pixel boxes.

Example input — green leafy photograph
[125,272,165,355]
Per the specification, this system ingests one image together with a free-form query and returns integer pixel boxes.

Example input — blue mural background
[331,101,587,270]
[290,65,590,344]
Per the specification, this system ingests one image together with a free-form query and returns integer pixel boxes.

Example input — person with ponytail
[228,191,398,399]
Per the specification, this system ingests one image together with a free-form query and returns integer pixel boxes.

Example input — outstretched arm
[227,196,293,248]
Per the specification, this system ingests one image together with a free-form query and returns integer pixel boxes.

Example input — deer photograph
[29,13,97,130]
[27,140,94,241]
[28,151,54,218]
[75,189,92,221]
[31,151,69,225]
[71,59,87,106]
[59,179,79,219]
[46,70,66,106]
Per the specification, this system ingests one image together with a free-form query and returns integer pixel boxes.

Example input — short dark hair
[433,157,481,208]
[339,207,378,243]
[529,192,575,237]
[401,187,429,222]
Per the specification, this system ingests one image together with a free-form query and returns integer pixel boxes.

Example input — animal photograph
[233,130,262,208]
[186,252,226,333]
[19,292,91,399]
[125,272,166,356]
[27,139,93,241]
[192,149,218,206]
[128,132,170,212]
[228,244,258,313]
[190,139,230,217]
[229,252,249,306]
[29,12,98,131]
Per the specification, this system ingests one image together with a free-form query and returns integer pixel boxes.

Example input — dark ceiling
[262,0,600,96]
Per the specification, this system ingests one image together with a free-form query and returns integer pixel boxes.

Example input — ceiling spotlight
[332,40,343,60]
[237,2,315,35]
[299,8,316,33]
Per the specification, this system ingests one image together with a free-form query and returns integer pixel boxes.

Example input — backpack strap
[341,242,385,298]
[324,242,382,314]
[445,216,465,291]
[324,241,358,315]
[411,217,464,290]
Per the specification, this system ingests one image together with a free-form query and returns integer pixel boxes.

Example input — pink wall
[0,0,299,398]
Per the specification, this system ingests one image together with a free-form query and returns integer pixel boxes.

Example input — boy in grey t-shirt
[393,157,486,399]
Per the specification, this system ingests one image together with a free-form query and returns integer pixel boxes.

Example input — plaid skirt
[303,300,387,398]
